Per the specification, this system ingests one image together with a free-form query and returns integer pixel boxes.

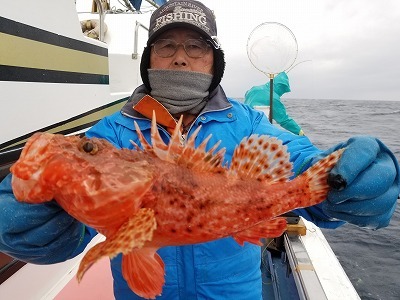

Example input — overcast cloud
[199,0,400,101]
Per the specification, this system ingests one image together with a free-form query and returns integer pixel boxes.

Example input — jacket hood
[273,72,291,96]
[244,72,291,107]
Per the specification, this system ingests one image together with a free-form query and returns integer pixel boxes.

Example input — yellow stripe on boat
[0,32,108,75]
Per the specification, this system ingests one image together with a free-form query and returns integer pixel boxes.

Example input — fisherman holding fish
[0,0,399,299]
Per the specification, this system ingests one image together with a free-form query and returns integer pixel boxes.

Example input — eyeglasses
[151,39,211,58]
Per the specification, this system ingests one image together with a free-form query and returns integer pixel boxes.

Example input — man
[245,72,305,135]
[0,1,399,299]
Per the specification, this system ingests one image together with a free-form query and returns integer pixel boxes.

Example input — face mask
[148,69,212,115]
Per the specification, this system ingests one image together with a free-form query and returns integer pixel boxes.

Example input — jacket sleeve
[272,96,302,135]
[85,113,124,148]
[0,174,97,264]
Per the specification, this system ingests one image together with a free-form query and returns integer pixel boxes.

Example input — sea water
[283,98,400,300]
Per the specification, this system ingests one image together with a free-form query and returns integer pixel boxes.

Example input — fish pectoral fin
[77,208,157,282]
[232,217,287,246]
[122,248,165,299]
[229,135,293,182]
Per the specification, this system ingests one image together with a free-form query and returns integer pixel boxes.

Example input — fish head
[11,132,156,219]
[11,132,111,201]
[10,132,83,201]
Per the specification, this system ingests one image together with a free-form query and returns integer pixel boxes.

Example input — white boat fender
[80,19,108,39]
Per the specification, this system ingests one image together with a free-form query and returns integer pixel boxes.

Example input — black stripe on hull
[0,65,109,84]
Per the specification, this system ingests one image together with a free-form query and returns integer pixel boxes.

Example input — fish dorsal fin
[229,135,293,182]
[178,126,226,173]
[134,112,227,174]
[133,121,154,154]
[132,111,178,157]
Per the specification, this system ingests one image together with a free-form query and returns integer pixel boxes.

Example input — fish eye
[81,141,99,155]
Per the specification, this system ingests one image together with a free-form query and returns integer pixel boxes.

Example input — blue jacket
[0,85,343,300]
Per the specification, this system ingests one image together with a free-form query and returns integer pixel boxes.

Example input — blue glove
[0,174,96,264]
[311,136,400,229]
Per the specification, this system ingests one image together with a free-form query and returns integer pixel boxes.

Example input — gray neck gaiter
[148,69,212,115]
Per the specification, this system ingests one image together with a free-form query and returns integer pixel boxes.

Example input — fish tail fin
[122,248,165,299]
[77,208,156,283]
[299,148,345,207]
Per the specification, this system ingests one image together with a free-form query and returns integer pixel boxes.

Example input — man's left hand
[312,136,399,229]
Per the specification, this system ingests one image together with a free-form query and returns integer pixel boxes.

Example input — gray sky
[199,0,400,101]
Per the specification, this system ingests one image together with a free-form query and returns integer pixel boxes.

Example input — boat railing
[132,21,149,59]
[93,0,106,41]
[284,233,328,300]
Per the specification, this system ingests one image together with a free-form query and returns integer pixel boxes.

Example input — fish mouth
[11,133,62,202]
[10,133,55,180]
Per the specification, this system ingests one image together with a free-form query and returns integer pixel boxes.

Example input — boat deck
[55,257,114,300]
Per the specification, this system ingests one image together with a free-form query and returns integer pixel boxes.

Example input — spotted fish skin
[11,114,344,299]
